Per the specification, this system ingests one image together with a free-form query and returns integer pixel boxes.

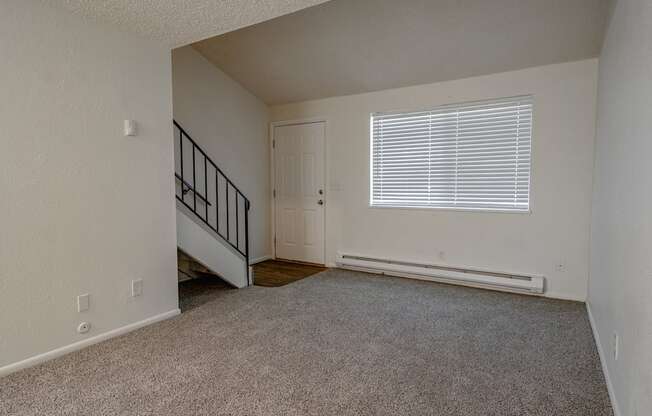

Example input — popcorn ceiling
[50,0,330,47]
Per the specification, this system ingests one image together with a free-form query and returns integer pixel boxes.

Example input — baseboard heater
[336,253,545,295]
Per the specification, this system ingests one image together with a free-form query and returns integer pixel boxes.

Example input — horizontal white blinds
[371,96,532,211]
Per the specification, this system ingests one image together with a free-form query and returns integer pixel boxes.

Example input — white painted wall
[271,59,598,301]
[172,46,270,262]
[589,0,652,414]
[0,1,178,370]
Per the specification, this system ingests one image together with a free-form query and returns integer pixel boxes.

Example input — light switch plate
[77,293,89,312]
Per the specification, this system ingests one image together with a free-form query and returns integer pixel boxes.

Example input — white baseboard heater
[337,253,545,295]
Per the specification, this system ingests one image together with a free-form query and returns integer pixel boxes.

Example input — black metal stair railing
[173,120,250,285]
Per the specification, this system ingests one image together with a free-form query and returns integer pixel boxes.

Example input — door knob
[318,199,324,205]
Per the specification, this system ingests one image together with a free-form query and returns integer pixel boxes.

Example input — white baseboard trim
[0,309,181,378]
[249,255,272,265]
[586,303,621,416]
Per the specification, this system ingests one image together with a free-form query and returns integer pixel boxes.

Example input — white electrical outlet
[77,322,90,334]
[123,120,137,136]
[555,262,565,272]
[77,293,89,312]
[612,332,619,361]
[131,279,143,297]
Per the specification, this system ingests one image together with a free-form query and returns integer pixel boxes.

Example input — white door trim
[270,118,328,264]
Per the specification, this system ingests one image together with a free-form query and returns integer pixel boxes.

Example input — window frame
[368,96,534,214]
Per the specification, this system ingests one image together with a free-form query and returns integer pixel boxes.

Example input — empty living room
[2,0,651,415]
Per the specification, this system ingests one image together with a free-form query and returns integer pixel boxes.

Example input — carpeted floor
[0,269,612,415]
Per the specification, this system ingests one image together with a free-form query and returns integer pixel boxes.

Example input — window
[371,96,532,212]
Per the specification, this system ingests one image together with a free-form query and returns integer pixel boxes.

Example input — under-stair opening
[173,120,251,289]
[177,249,235,312]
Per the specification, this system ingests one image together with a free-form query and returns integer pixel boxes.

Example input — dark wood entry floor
[253,259,328,287]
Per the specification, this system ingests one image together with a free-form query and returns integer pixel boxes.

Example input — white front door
[273,122,325,265]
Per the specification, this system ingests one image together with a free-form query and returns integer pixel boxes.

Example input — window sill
[369,204,532,215]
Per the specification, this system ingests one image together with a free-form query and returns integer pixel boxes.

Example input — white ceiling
[52,0,331,47]
[193,0,612,105]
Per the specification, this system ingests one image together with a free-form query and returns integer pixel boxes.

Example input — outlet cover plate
[77,293,89,312]
[612,332,619,361]
[131,279,143,297]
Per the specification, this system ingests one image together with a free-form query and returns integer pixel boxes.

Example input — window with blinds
[371,96,532,212]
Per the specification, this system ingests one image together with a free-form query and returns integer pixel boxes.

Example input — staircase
[173,120,251,288]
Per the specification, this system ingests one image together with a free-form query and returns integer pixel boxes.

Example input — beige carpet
[0,269,612,415]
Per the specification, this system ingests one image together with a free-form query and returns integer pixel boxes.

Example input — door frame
[269,118,328,265]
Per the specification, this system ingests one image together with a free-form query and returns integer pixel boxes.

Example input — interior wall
[270,59,598,301]
[0,0,178,369]
[589,0,652,414]
[172,46,270,262]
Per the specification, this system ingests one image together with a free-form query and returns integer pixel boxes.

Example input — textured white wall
[589,0,652,414]
[172,46,271,262]
[271,59,598,301]
[0,1,178,368]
